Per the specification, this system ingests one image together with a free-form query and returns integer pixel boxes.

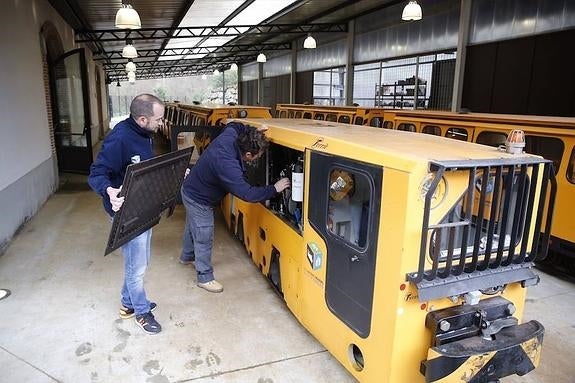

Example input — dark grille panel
[407,158,556,301]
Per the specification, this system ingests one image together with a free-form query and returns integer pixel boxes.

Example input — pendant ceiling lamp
[213,68,220,75]
[125,60,136,73]
[257,53,267,63]
[402,1,422,21]
[230,63,238,71]
[115,4,141,29]
[303,35,316,49]
[201,74,207,80]
[122,43,138,58]
[127,71,136,84]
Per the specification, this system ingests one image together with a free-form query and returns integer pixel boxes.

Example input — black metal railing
[407,158,556,301]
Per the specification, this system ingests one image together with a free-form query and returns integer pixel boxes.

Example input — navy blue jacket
[182,122,276,206]
[88,117,154,216]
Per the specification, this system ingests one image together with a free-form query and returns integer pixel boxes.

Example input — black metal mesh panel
[407,158,556,301]
[105,147,193,255]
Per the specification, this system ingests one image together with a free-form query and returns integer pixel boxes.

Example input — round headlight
[420,173,447,209]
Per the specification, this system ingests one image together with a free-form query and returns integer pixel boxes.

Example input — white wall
[0,0,109,252]
[0,0,76,191]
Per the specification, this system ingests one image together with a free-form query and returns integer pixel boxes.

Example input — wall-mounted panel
[297,39,346,72]
[354,7,459,63]
[462,28,575,117]
[490,38,534,114]
[240,62,258,82]
[240,79,258,106]
[296,71,313,104]
[470,0,575,45]
[263,54,291,78]
[461,43,497,113]
[528,29,575,116]
[261,74,290,114]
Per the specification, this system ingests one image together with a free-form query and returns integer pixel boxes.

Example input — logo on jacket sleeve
[131,155,141,163]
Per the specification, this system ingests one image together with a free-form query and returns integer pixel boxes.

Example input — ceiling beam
[109,64,238,81]
[76,23,347,43]
[95,42,291,61]
[104,55,256,71]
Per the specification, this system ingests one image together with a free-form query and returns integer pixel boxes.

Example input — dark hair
[237,124,269,155]
[130,94,164,118]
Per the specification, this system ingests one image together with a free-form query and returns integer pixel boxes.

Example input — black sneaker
[120,302,157,319]
[135,312,162,334]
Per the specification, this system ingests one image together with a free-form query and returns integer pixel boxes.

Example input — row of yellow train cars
[274,104,575,275]
[163,102,272,154]
[162,102,563,382]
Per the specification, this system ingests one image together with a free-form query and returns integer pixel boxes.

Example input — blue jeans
[121,229,152,315]
[181,214,195,263]
[181,188,215,283]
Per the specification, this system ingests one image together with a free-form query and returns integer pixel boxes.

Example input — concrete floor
[0,175,574,383]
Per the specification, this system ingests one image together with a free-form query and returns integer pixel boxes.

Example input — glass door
[51,48,92,173]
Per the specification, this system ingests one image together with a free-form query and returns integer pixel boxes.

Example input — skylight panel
[165,38,203,50]
[227,0,299,26]
[199,37,235,47]
[179,0,245,27]
[158,55,185,61]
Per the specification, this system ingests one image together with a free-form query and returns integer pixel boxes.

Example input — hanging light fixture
[230,63,238,71]
[0,289,11,301]
[116,80,121,87]
[201,74,207,80]
[115,3,141,29]
[127,71,136,84]
[122,40,138,58]
[402,1,422,21]
[257,53,267,63]
[303,34,316,49]
[125,60,136,73]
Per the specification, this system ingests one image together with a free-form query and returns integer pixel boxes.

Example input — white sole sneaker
[197,280,223,293]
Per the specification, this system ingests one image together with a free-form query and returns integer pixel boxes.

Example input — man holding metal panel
[88,94,165,335]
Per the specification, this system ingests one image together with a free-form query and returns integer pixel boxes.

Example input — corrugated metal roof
[48,0,401,81]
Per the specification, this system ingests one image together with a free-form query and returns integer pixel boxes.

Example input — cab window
[370,117,382,128]
[326,113,337,122]
[445,127,468,141]
[476,131,507,147]
[327,168,372,248]
[338,115,351,123]
[398,123,416,132]
[568,147,575,184]
[525,135,564,175]
[422,125,441,136]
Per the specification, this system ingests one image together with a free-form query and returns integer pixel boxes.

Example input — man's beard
[145,123,158,133]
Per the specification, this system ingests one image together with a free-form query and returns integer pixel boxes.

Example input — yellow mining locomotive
[221,118,555,382]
